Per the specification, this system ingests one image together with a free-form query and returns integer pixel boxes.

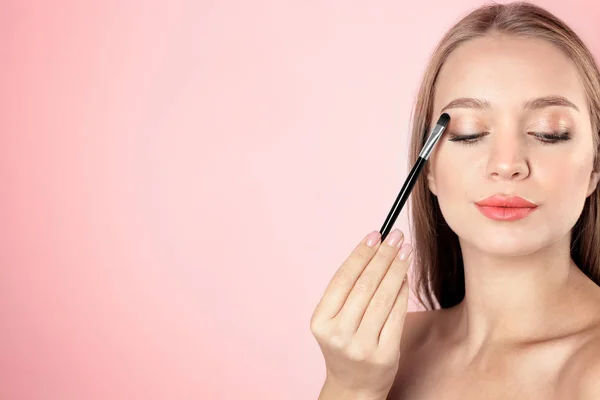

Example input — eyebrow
[440,95,580,113]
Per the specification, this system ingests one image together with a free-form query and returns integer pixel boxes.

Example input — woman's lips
[475,204,538,221]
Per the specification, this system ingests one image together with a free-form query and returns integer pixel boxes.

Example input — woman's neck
[452,233,583,357]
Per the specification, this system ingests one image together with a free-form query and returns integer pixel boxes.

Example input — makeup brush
[379,113,451,241]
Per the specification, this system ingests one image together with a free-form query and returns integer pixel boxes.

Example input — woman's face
[427,34,599,256]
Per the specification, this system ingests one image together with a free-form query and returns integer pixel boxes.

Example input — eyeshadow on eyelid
[528,117,573,131]
[527,110,577,126]
[448,115,575,132]
[448,121,487,132]
[531,112,570,121]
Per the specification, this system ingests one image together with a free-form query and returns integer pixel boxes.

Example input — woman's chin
[460,233,551,257]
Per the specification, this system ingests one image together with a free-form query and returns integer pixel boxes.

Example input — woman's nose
[485,134,530,181]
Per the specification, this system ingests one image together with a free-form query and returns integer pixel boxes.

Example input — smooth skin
[312,33,600,400]
[389,34,600,399]
[311,228,413,400]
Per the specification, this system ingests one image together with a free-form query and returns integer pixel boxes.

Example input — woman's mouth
[475,204,538,221]
[474,194,539,221]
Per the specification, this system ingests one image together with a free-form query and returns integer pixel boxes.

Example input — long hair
[408,1,600,310]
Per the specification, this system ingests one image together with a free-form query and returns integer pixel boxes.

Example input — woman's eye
[448,132,485,145]
[447,132,571,146]
[534,132,571,143]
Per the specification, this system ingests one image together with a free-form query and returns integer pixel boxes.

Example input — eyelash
[447,132,572,146]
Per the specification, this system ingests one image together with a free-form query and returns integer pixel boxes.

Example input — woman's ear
[587,169,600,197]
[426,164,438,196]
[588,145,600,197]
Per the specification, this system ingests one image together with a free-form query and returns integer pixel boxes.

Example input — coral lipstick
[475,194,538,221]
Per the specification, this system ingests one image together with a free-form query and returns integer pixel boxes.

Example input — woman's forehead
[433,35,588,113]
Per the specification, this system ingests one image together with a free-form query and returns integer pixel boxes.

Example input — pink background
[1,1,598,399]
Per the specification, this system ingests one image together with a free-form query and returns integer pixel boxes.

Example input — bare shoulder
[398,309,441,355]
[558,296,600,399]
[386,308,448,399]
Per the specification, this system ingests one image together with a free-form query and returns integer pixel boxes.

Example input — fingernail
[398,243,413,260]
[365,231,381,247]
[386,229,403,247]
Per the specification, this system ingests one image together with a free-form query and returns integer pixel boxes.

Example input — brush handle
[379,156,427,241]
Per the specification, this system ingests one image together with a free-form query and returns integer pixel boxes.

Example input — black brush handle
[379,156,427,241]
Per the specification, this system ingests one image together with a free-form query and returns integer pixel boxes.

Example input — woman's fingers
[378,268,411,350]
[355,243,412,345]
[312,230,382,322]
[334,229,405,333]
[309,229,412,398]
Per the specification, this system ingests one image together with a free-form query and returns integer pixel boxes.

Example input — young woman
[310,2,600,399]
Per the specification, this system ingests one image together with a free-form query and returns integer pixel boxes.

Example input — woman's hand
[310,229,413,400]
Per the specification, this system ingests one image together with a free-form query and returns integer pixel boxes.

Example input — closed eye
[447,131,571,146]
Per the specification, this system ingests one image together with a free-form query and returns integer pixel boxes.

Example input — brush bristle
[437,112,450,127]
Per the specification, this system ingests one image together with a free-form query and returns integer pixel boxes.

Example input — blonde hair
[408,1,600,310]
